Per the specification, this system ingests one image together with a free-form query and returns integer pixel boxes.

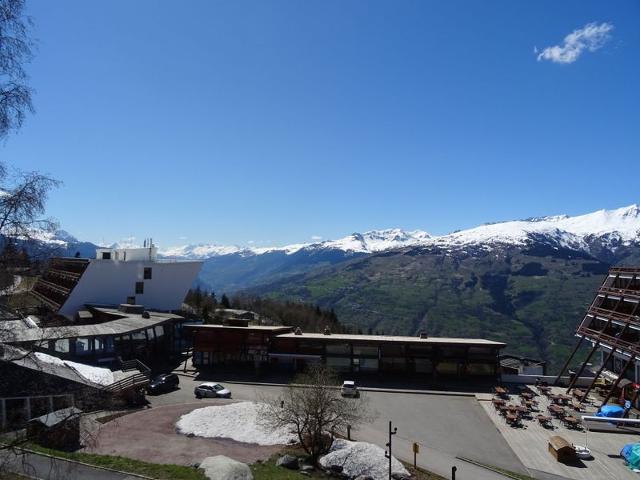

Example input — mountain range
[161,204,640,260]
[35,204,640,370]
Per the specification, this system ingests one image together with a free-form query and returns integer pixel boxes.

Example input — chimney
[419,331,429,339]
[294,327,303,336]
[323,326,331,336]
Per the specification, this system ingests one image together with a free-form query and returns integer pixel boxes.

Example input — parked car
[341,380,359,397]
[194,382,232,399]
[147,373,179,394]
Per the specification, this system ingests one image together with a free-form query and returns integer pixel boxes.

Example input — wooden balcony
[598,286,640,300]
[577,325,640,357]
[588,306,640,327]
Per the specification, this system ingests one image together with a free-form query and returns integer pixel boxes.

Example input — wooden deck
[479,386,639,480]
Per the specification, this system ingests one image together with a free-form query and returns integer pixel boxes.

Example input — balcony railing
[599,285,640,299]
[588,306,640,327]
[578,325,640,357]
[609,267,640,274]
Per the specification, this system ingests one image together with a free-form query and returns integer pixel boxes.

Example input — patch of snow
[33,352,115,386]
[67,361,115,386]
[319,439,408,480]
[175,402,296,446]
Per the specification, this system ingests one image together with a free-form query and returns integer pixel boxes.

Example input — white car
[194,382,232,399]
[573,445,592,460]
[341,380,359,397]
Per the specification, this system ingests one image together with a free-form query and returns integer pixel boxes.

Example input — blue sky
[2,1,638,247]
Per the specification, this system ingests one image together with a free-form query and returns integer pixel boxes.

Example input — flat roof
[275,332,505,346]
[2,307,183,343]
[184,324,293,333]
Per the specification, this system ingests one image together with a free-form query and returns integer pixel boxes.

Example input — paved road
[1,448,142,480]
[149,376,528,479]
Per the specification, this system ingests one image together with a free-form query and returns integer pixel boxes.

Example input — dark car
[147,373,179,394]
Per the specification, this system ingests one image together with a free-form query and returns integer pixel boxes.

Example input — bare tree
[0,0,60,284]
[0,0,34,140]
[259,365,374,465]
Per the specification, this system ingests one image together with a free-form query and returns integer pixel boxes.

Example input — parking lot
[137,374,528,479]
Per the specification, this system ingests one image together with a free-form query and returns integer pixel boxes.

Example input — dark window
[102,252,111,260]
[127,296,135,304]
[135,282,144,294]
[144,267,152,279]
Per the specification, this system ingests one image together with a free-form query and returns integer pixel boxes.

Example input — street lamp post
[384,420,398,480]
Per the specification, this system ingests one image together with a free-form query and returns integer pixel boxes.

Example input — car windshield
[214,384,224,391]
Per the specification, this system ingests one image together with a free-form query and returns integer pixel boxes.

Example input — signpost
[412,442,419,469]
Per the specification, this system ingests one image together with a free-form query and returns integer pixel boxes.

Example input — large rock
[200,455,253,480]
[276,454,299,470]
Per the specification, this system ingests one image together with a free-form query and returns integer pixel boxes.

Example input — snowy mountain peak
[97,204,640,261]
[158,229,432,259]
[433,204,640,251]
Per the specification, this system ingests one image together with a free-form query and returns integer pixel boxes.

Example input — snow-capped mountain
[429,204,640,253]
[160,205,640,260]
[159,229,432,260]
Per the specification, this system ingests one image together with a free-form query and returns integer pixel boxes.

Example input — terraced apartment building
[560,267,640,405]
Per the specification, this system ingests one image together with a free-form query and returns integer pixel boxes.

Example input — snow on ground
[319,439,409,480]
[175,402,296,446]
[34,352,115,386]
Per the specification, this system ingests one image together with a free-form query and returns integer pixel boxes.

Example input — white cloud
[178,235,188,241]
[311,235,322,241]
[537,22,613,64]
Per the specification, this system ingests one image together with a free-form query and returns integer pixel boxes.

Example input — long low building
[186,324,506,378]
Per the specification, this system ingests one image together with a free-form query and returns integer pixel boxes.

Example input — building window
[101,252,111,260]
[144,267,152,279]
[54,339,70,353]
[127,296,136,305]
[135,282,144,294]
[75,337,91,355]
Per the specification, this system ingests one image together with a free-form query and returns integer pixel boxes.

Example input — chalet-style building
[559,267,640,406]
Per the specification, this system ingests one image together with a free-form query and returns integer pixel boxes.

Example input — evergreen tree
[220,293,231,309]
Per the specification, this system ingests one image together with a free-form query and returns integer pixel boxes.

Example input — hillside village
[1,239,640,480]
[1,1,639,479]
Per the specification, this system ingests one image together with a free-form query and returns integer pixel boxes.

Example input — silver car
[194,382,232,399]
[341,380,358,397]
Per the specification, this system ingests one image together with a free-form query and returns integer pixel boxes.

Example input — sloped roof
[28,407,82,427]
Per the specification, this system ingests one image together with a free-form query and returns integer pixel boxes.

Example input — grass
[251,448,447,480]
[16,441,446,480]
[0,473,31,480]
[23,444,206,480]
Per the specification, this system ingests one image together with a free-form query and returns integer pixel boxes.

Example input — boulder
[200,455,253,480]
[276,454,299,470]
[391,473,411,480]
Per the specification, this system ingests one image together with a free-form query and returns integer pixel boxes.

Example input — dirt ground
[84,402,282,465]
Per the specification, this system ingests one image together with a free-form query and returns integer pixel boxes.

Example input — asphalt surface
[147,376,529,479]
[3,377,529,479]
[1,448,143,480]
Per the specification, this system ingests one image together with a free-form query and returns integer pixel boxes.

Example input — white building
[31,244,202,319]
